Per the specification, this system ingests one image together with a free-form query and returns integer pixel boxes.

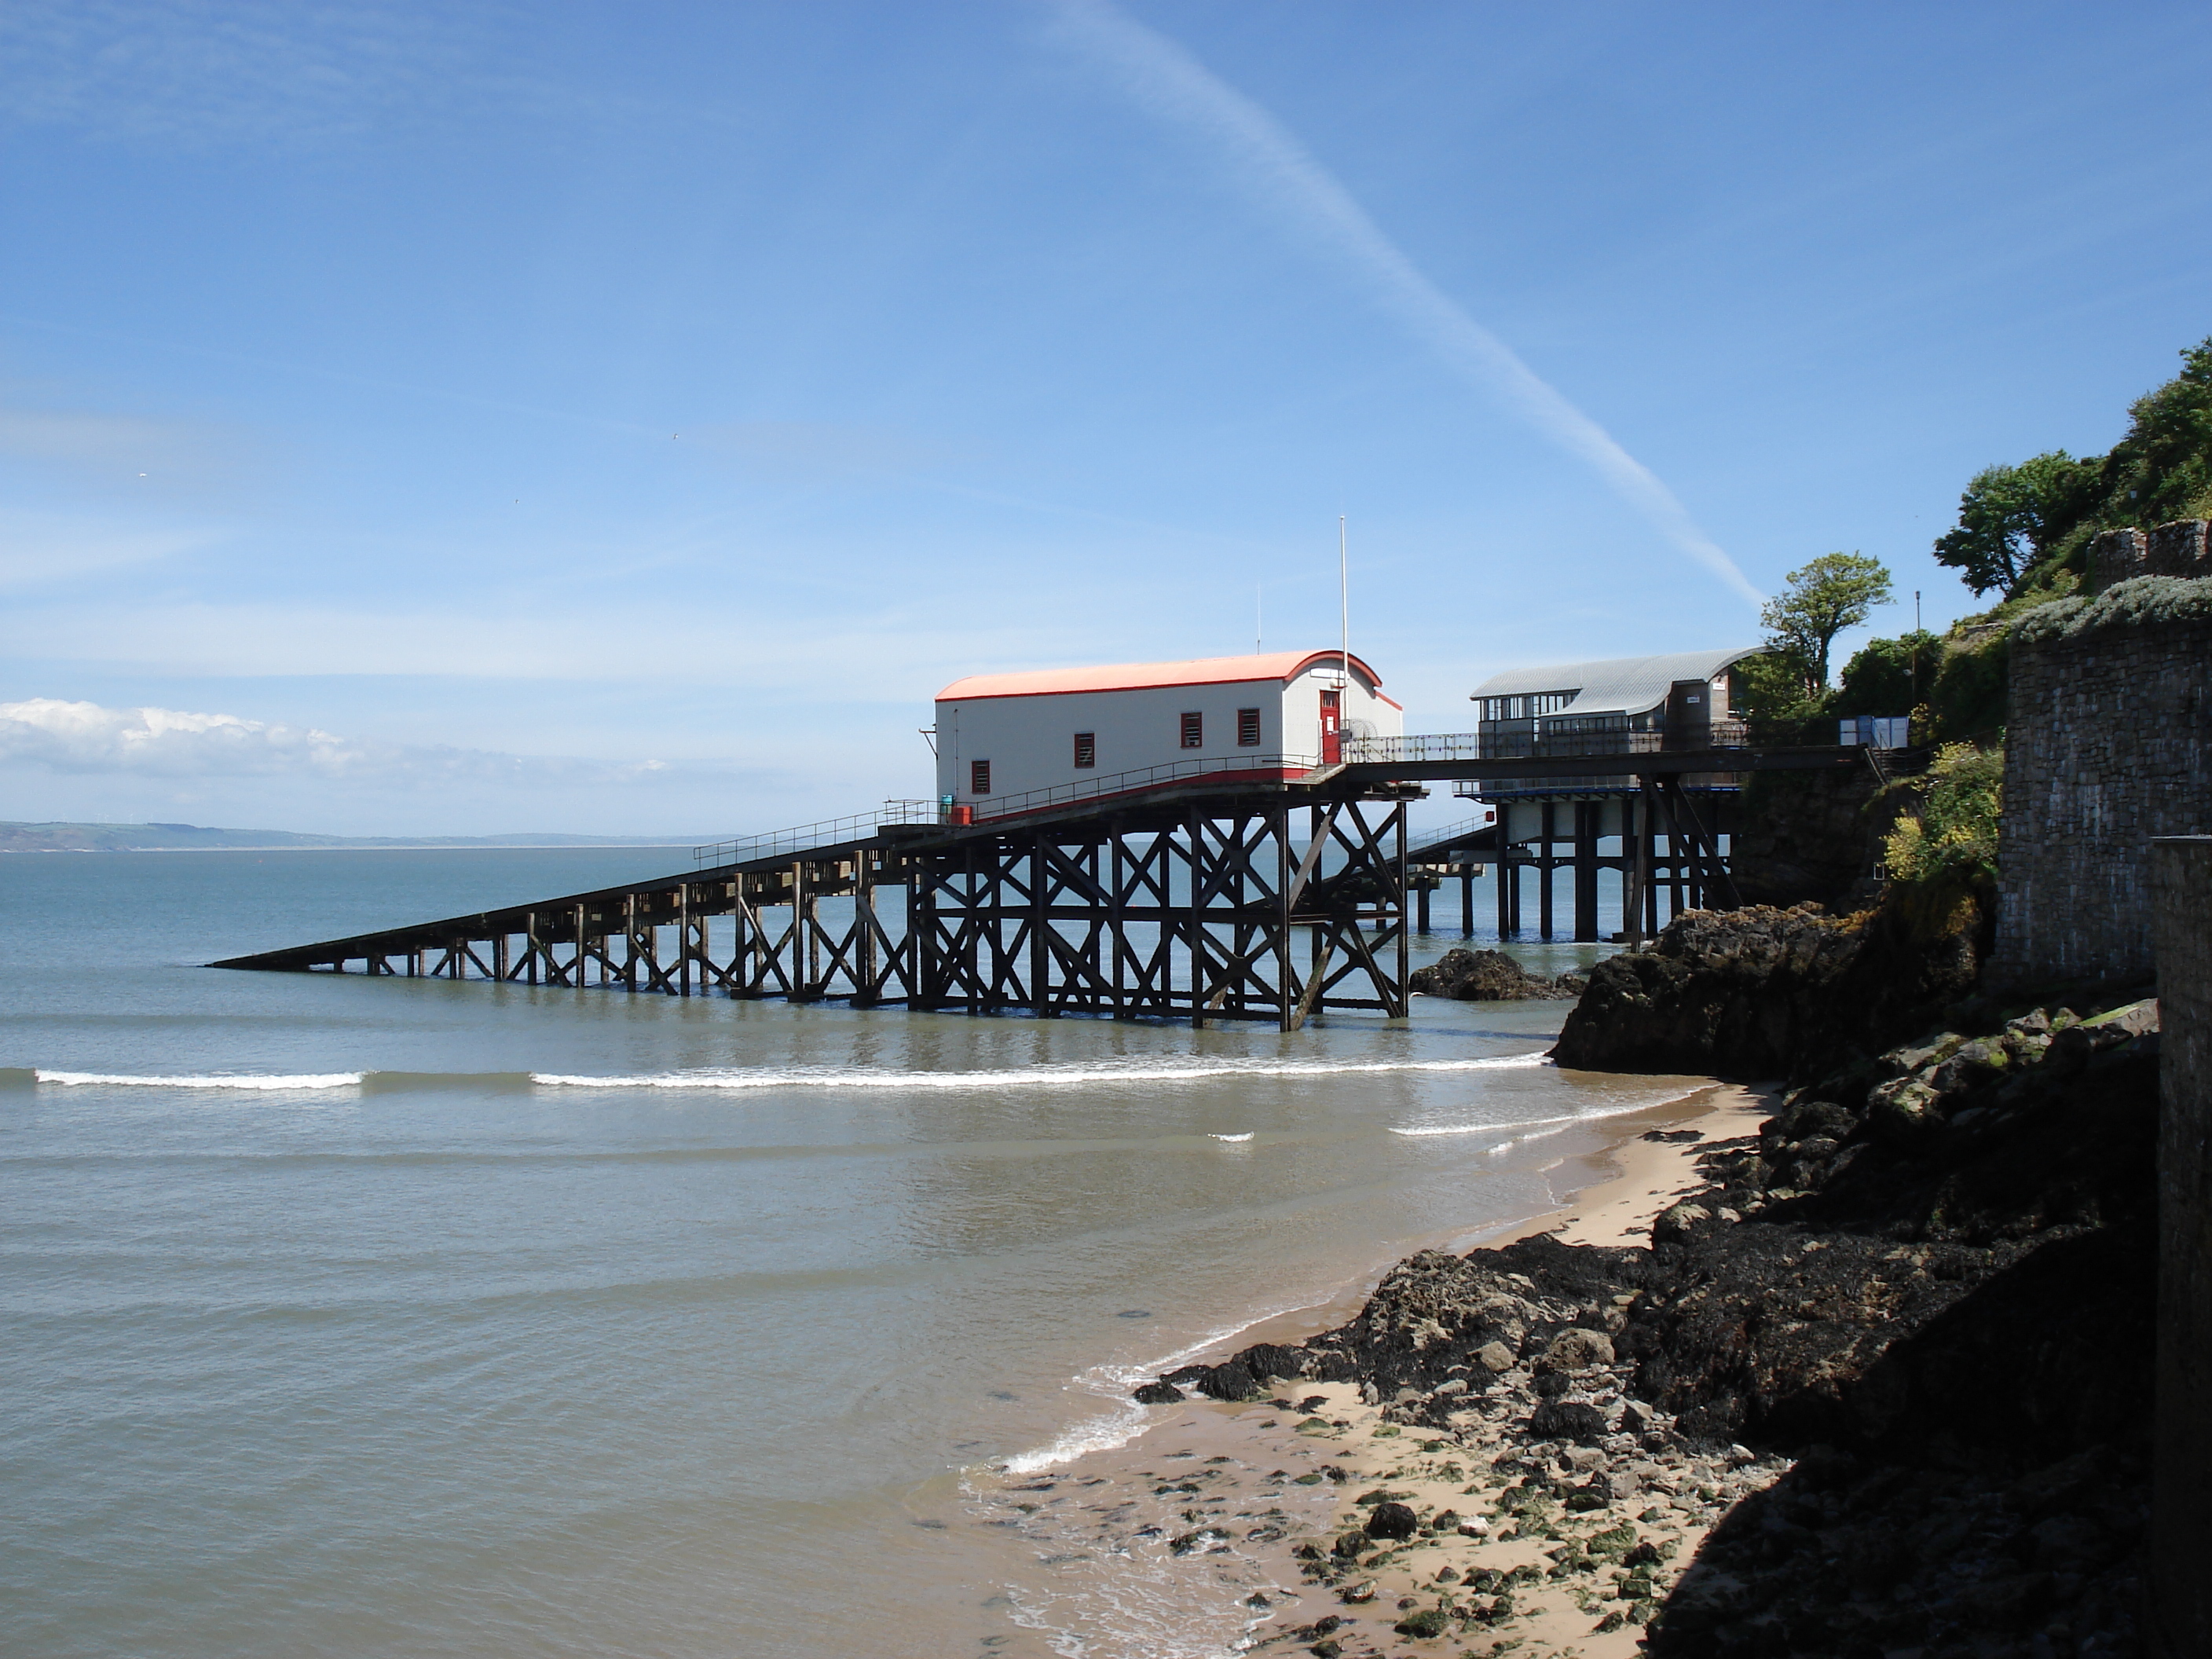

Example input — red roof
[936,650,1384,702]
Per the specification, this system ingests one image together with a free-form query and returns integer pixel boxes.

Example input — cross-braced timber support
[910,800,1406,1027]
[214,793,1412,1028]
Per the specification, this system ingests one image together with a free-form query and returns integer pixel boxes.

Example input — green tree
[1928,336,2212,602]
[1759,553,1895,697]
[1837,630,1941,716]
[1729,649,1822,723]
[1931,452,2101,595]
[2097,335,2212,528]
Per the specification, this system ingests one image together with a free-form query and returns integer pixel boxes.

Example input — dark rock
[1364,1500,1418,1540]
[1410,947,1577,1001]
[1160,1341,1317,1401]
[1540,1328,1615,1371]
[1957,1571,2052,1627]
[1777,1099,1858,1141]
[1551,900,1987,1082]
[1529,1400,1608,1443]
[1131,1380,1184,1404]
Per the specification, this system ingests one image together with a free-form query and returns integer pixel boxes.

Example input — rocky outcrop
[1139,988,2161,1656]
[1549,900,1987,1082]
[1409,947,1581,1002]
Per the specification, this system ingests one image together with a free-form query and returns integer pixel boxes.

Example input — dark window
[1072,732,1096,769]
[1236,708,1262,746]
[1180,712,1203,749]
[970,759,991,795]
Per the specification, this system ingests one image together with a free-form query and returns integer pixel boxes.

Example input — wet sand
[962,1082,1784,1657]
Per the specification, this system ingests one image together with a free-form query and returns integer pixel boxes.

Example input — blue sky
[4,0,2209,836]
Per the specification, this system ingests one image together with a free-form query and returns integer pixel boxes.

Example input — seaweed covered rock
[1550,900,1986,1081]
[1622,998,2160,1456]
[1409,947,1580,1002]
[1139,1236,1646,1406]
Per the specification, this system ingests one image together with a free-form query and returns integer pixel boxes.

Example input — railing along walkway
[966,752,1320,824]
[694,800,934,867]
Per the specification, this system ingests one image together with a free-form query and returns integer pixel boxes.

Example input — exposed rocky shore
[1135,907,2159,1657]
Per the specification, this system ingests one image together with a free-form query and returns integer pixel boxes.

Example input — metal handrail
[971,753,1320,822]
[1342,720,1752,765]
[1406,815,1494,858]
[692,800,936,866]
[691,723,1778,864]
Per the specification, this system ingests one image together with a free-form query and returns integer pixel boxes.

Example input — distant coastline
[0,821,713,854]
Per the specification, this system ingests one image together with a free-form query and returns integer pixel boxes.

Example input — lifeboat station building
[934,650,1401,818]
[1456,646,1763,941]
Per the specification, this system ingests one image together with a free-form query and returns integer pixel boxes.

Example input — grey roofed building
[1470,646,1766,728]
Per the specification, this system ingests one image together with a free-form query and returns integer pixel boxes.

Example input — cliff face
[1548,902,1987,1083]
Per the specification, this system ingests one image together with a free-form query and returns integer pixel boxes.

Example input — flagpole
[1339,515,1350,685]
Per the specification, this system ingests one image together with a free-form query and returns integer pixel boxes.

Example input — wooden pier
[214,735,1866,1024]
[214,781,1419,1029]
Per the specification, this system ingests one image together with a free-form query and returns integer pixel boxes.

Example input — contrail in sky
[1043,0,1765,608]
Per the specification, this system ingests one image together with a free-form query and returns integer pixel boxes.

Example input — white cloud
[0,696,705,789]
[1042,0,1765,610]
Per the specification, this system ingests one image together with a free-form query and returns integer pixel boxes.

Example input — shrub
[1883,744,2003,924]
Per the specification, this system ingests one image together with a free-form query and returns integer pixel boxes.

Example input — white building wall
[934,656,1399,805]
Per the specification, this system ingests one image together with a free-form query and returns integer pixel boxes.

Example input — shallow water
[0,848,1677,1658]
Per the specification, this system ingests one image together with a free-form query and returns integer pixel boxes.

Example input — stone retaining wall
[1989,575,2212,987]
[2089,518,2212,591]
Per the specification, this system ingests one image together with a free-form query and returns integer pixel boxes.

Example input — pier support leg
[1538,800,1555,941]
[1573,802,1599,943]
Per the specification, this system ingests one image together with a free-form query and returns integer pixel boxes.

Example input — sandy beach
[962,1080,1784,1658]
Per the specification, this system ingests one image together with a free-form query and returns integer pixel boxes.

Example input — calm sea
[0,848,1679,1658]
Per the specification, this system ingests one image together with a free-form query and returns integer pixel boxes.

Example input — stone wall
[2151,837,2212,1659]
[2089,518,2212,591]
[1988,574,2212,987]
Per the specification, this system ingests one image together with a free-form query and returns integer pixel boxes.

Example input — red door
[1320,689,1342,764]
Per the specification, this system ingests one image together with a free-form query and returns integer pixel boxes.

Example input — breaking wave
[33,1070,364,1090]
[530,1051,1551,1092]
[20,1050,1552,1098]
